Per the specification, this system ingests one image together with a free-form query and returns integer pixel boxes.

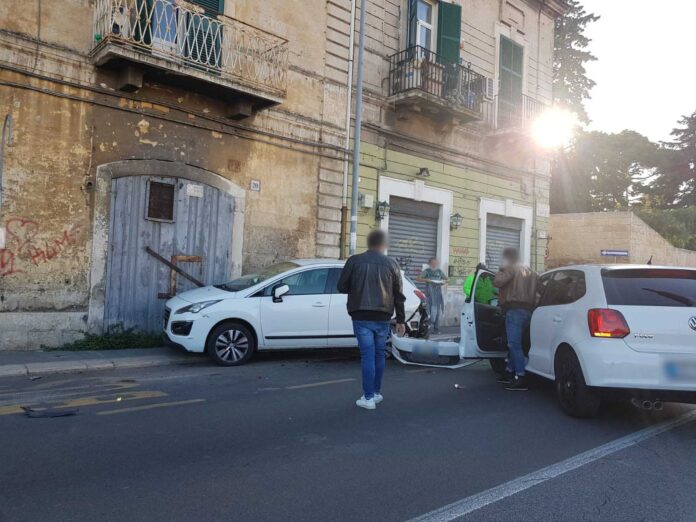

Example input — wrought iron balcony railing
[388,46,488,115]
[483,94,547,130]
[92,0,288,98]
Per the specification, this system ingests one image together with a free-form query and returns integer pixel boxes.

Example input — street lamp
[375,200,390,221]
[450,212,463,230]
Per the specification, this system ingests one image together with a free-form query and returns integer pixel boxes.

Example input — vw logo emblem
[690,317,696,331]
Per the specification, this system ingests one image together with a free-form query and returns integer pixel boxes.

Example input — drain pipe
[349,0,367,256]
[340,0,358,259]
[0,113,13,213]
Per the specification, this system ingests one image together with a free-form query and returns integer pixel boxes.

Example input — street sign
[601,249,629,257]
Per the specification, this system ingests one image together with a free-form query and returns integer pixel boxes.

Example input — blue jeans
[429,304,442,331]
[352,321,390,400]
[505,309,532,376]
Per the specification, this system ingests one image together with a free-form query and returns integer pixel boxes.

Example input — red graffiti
[0,248,22,277]
[0,218,84,277]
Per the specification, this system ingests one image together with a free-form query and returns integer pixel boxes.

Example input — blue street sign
[601,249,629,257]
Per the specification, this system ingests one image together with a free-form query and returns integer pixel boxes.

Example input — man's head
[428,257,439,269]
[367,229,388,253]
[502,247,520,265]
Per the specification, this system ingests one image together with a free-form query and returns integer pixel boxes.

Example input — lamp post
[349,0,367,255]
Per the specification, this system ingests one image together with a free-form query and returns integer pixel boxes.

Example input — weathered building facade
[0,0,352,348]
[0,0,564,349]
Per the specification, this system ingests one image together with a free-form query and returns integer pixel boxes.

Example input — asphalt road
[1,350,694,522]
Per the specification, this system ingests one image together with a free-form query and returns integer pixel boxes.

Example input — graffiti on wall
[0,217,83,277]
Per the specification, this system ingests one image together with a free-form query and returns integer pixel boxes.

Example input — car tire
[488,358,507,374]
[206,322,256,366]
[554,347,601,418]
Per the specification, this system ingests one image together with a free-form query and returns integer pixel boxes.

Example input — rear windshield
[602,269,696,307]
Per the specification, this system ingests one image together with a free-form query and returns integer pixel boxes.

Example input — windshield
[602,268,696,307]
[215,262,299,292]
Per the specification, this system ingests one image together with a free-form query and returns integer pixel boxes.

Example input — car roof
[543,264,696,273]
[292,258,345,267]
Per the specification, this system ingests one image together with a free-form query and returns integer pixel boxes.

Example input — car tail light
[587,309,630,338]
[414,289,427,302]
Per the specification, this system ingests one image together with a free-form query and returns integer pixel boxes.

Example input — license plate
[413,343,439,358]
[664,360,696,382]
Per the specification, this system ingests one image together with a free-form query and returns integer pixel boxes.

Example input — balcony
[388,46,489,124]
[91,0,288,116]
[483,94,547,132]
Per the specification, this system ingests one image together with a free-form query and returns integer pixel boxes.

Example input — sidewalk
[0,347,207,378]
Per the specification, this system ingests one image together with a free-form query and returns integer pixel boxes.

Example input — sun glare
[531,107,578,149]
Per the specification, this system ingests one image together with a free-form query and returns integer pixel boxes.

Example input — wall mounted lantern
[375,200,390,221]
[418,167,430,178]
[450,212,463,230]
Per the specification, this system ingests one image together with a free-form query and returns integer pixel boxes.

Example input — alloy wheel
[215,329,250,362]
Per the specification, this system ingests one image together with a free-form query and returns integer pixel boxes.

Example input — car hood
[175,285,237,303]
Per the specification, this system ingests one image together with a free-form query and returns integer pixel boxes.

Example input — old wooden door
[104,176,234,333]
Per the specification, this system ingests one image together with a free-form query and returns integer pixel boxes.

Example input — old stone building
[0,0,565,348]
[0,0,352,348]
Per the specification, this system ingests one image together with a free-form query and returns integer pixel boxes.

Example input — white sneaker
[356,396,376,410]
[373,393,384,404]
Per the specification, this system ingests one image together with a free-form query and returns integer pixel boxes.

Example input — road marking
[0,390,167,416]
[286,378,356,390]
[97,399,206,416]
[408,409,696,522]
[405,369,436,374]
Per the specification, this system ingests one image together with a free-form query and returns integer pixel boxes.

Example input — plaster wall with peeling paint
[0,0,351,349]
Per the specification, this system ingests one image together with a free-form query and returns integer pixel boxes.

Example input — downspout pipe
[349,0,367,256]
[0,113,13,214]
[340,0,358,259]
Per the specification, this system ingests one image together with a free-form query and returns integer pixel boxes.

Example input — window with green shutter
[186,0,225,69]
[436,2,461,64]
[189,0,224,14]
[499,36,523,104]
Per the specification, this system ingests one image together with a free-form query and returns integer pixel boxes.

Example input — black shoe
[497,371,514,384]
[505,376,528,391]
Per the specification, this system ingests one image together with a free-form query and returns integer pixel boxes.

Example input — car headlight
[175,300,222,314]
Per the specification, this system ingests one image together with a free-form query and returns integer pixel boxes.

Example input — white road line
[408,409,696,522]
[286,378,356,390]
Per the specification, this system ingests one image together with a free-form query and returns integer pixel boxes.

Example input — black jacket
[337,250,406,323]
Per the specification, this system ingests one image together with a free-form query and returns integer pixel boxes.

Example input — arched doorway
[89,161,245,334]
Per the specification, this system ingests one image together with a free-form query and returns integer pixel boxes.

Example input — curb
[0,355,207,379]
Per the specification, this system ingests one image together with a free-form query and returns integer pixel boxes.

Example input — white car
[391,265,696,417]
[164,259,424,366]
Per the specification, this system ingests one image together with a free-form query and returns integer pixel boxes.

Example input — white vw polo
[164,259,424,366]
[391,265,696,417]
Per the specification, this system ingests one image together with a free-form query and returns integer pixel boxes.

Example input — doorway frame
[87,160,245,333]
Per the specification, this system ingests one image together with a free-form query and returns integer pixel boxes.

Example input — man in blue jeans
[337,230,406,410]
[493,248,539,391]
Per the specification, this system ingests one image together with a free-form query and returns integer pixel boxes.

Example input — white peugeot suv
[164,259,425,366]
[391,265,696,417]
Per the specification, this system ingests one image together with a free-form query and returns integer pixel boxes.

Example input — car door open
[391,270,508,368]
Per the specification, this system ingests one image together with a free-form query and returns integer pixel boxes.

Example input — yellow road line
[0,390,167,416]
[97,399,206,416]
[286,378,356,390]
[405,368,435,373]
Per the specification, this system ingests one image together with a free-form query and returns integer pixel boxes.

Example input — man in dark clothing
[493,247,539,391]
[337,230,406,410]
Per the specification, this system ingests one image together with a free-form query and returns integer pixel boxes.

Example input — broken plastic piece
[21,407,79,418]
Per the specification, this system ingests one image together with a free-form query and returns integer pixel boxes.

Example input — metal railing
[93,0,288,97]
[485,93,546,130]
[388,46,488,114]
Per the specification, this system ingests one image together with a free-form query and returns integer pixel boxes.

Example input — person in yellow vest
[464,263,496,304]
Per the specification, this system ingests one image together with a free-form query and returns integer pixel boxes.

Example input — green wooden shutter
[437,2,461,63]
[499,36,523,102]
[189,0,223,14]
[407,0,418,48]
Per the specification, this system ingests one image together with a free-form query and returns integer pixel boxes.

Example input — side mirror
[272,284,290,303]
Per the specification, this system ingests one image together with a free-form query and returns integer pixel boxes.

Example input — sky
[580,0,696,143]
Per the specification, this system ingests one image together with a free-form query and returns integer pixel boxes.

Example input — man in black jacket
[337,230,406,410]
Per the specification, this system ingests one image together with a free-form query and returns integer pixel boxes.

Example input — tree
[553,0,599,123]
[646,110,696,208]
[551,130,660,213]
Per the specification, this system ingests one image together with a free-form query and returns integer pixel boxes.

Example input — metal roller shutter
[485,214,522,271]
[388,197,439,289]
